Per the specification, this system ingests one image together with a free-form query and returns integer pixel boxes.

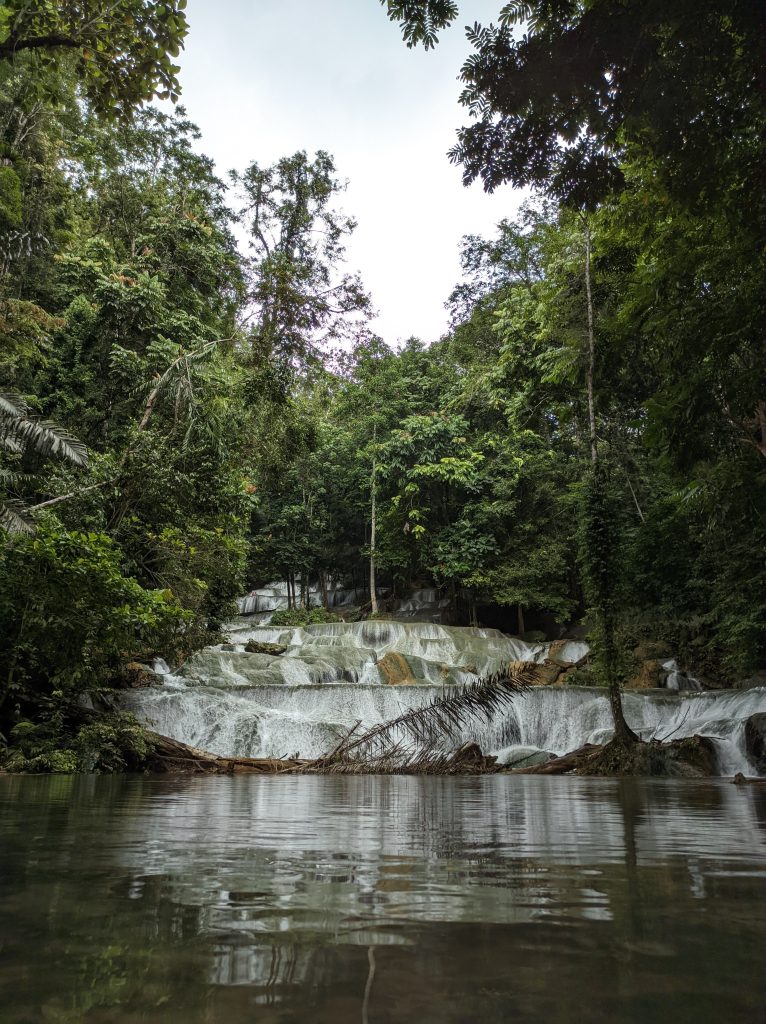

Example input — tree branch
[0,34,81,57]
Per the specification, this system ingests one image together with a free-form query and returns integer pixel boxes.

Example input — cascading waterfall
[122,612,766,777]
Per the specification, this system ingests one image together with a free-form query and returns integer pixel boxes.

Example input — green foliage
[0,1,188,116]
[3,710,152,773]
[0,520,188,740]
[233,150,370,367]
[382,1,457,49]
[0,163,21,230]
[270,607,340,627]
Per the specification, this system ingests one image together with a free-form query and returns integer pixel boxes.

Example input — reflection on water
[1,775,766,1023]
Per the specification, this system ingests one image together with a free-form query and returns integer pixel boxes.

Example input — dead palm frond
[317,663,535,769]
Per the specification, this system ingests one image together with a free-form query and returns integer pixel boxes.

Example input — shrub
[270,606,340,627]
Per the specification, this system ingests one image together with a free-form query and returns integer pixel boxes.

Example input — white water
[121,618,766,776]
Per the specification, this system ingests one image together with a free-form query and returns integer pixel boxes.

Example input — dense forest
[0,0,764,771]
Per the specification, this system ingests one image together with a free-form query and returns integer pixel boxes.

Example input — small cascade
[122,618,766,776]
[393,588,451,622]
[662,659,702,691]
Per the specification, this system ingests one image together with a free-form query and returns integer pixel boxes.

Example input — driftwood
[145,732,307,774]
[145,731,501,776]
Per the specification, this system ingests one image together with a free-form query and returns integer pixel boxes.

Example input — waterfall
[122,619,766,776]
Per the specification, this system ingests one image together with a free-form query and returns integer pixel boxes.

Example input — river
[2,773,765,1023]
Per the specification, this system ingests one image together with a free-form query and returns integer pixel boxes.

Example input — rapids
[121,618,766,776]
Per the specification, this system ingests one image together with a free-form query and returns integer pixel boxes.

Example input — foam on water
[122,619,766,775]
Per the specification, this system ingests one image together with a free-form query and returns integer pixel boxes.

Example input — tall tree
[233,151,371,367]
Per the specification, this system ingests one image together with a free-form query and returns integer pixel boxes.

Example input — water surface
[1,774,765,1023]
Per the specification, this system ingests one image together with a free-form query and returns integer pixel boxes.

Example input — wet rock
[503,749,555,770]
[527,660,563,686]
[244,640,287,656]
[735,672,766,690]
[547,639,587,668]
[744,713,766,773]
[378,651,417,685]
[450,742,497,771]
[666,735,717,777]
[121,662,159,689]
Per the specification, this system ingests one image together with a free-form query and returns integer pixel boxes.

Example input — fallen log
[145,732,307,774]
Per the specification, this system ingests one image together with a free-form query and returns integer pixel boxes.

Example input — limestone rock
[547,639,587,668]
[528,660,563,686]
[378,651,417,685]
[244,640,287,656]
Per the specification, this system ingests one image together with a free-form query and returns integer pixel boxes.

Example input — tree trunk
[517,603,525,636]
[369,446,378,616]
[583,219,598,468]
[582,214,636,746]
[319,570,329,610]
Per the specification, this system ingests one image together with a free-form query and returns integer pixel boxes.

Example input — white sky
[173,0,522,346]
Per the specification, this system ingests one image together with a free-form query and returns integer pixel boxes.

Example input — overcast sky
[173,0,522,346]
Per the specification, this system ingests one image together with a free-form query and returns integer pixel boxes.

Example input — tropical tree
[233,150,371,367]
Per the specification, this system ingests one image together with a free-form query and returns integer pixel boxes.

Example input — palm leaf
[0,392,88,466]
[0,392,29,418]
[324,663,535,766]
[0,498,34,535]
[4,416,88,466]
[0,468,35,487]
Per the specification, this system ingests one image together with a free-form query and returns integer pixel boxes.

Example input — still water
[1,774,765,1024]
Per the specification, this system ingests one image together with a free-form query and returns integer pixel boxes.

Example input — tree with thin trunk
[579,216,637,746]
[369,425,379,615]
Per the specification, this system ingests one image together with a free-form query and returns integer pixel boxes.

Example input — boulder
[378,651,417,685]
[121,661,159,689]
[244,640,287,656]
[502,749,556,770]
[666,735,717,777]
[735,672,766,690]
[547,639,588,668]
[528,660,563,686]
[449,742,497,771]
[744,713,766,773]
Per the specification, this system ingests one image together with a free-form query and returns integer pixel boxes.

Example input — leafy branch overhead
[0,0,188,114]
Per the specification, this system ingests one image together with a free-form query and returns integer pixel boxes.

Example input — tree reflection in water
[1,774,765,1023]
